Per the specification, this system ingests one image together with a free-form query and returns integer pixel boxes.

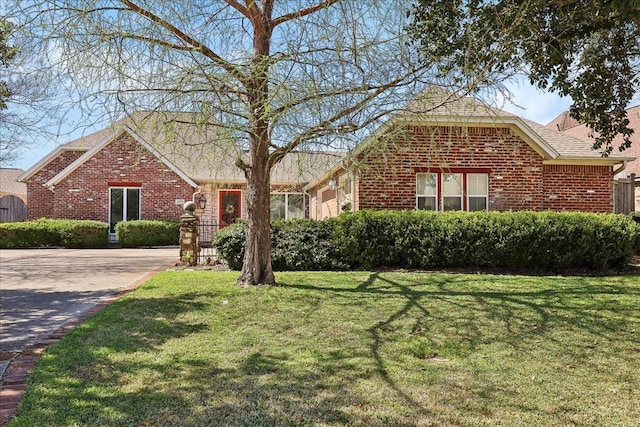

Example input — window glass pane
[287,194,305,219]
[442,173,462,195]
[416,173,437,195]
[270,194,286,220]
[468,197,487,211]
[417,196,437,211]
[443,196,462,211]
[110,188,123,233]
[126,188,140,221]
[468,173,488,195]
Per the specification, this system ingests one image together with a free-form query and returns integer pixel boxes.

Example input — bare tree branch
[119,0,247,84]
[272,0,340,27]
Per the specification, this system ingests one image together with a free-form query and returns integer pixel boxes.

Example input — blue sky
[7,79,572,172]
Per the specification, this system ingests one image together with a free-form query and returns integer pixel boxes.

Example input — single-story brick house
[19,88,635,239]
[303,87,635,218]
[18,111,341,241]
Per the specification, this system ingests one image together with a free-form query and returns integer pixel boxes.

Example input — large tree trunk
[238,145,275,286]
[237,4,275,286]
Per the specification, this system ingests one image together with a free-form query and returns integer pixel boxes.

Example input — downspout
[613,160,628,176]
[302,188,313,219]
[350,171,357,212]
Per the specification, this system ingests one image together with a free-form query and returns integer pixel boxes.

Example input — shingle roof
[405,86,634,160]
[25,111,341,186]
[306,86,632,190]
[546,111,582,132]
[0,168,27,196]
[546,105,640,175]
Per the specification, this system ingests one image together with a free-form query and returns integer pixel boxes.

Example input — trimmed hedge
[0,219,109,248]
[213,219,348,271]
[213,211,638,272]
[115,220,180,248]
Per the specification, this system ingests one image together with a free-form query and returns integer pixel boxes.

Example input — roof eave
[408,115,560,159]
[44,128,122,189]
[543,156,635,166]
[45,126,199,189]
[303,160,346,191]
[17,146,90,182]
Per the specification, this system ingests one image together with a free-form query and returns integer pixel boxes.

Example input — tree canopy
[9,1,452,284]
[1,12,67,166]
[0,19,17,110]
[407,0,640,155]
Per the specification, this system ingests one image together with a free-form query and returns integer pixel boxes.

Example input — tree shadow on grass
[280,272,640,422]
[11,275,640,426]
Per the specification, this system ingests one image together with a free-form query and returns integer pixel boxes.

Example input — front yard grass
[10,271,640,426]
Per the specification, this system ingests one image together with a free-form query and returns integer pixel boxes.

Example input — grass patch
[10,271,640,426]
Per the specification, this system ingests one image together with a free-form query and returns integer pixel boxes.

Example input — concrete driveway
[0,248,179,357]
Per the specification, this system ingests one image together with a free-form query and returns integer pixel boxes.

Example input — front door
[110,187,141,240]
[219,190,241,228]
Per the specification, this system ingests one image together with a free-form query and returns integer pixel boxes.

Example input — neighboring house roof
[18,111,342,187]
[546,105,640,176]
[0,168,27,196]
[306,86,634,190]
[547,111,582,132]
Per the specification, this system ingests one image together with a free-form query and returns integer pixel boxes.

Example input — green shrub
[0,219,108,248]
[214,219,349,271]
[333,210,637,271]
[56,220,109,248]
[213,211,638,272]
[213,221,246,270]
[631,214,640,253]
[271,219,348,271]
[115,220,180,248]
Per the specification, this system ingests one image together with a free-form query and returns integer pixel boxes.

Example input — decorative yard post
[180,201,199,266]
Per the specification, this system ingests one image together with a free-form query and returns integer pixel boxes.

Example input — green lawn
[10,271,640,426]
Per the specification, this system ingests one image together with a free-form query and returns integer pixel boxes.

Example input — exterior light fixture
[328,179,337,190]
[198,195,207,210]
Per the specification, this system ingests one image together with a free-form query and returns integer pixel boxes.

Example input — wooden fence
[613,174,637,214]
[0,195,28,223]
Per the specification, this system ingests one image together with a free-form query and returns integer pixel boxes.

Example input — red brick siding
[27,150,84,219]
[39,133,194,222]
[356,125,612,213]
[543,164,613,212]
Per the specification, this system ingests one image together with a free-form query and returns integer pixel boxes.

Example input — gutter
[613,160,628,176]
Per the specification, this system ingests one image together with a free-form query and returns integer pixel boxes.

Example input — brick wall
[31,133,194,222]
[543,164,613,212]
[355,125,613,213]
[27,150,84,219]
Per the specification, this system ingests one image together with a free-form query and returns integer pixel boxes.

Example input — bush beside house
[115,220,180,248]
[214,211,638,272]
[0,219,109,248]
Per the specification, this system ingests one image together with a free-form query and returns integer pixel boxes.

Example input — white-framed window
[270,193,305,220]
[416,173,438,210]
[416,172,489,212]
[109,187,141,234]
[467,173,489,212]
[442,173,463,211]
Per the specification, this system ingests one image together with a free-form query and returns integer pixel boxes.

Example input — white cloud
[501,78,572,125]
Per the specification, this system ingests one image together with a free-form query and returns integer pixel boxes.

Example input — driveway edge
[0,267,168,426]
